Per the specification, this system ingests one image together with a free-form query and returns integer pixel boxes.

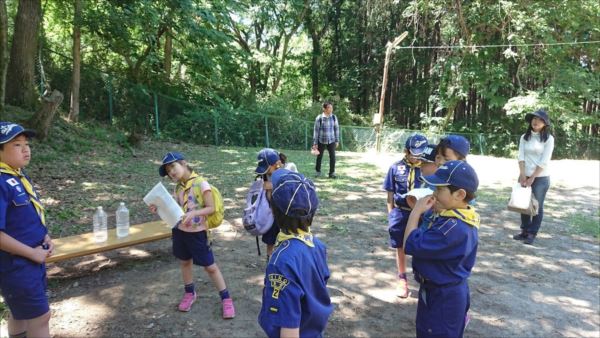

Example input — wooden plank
[46,221,172,263]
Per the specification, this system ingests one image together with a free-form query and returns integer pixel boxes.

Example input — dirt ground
[3,153,599,337]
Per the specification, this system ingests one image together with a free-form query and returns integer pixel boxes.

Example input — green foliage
[567,212,600,241]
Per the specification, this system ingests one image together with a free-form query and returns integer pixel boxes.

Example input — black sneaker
[524,234,536,245]
[513,231,527,240]
[328,173,337,179]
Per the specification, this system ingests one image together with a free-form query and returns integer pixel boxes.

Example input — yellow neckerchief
[439,206,480,229]
[178,172,199,212]
[404,160,422,191]
[0,162,45,225]
[275,228,315,248]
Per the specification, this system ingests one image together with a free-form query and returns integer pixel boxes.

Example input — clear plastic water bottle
[93,206,108,243]
[116,202,130,238]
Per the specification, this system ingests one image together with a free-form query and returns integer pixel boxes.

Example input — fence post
[153,93,160,136]
[478,133,484,155]
[107,77,113,123]
[265,115,270,148]
[339,125,343,150]
[305,122,308,150]
[213,113,219,146]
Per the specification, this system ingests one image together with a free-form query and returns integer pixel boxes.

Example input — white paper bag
[143,182,184,228]
[508,184,532,210]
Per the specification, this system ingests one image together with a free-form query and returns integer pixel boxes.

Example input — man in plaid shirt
[312,102,340,179]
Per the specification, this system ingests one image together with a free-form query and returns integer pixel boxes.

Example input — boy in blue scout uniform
[436,135,470,164]
[0,122,53,338]
[383,134,428,298]
[258,169,333,338]
[403,160,480,338]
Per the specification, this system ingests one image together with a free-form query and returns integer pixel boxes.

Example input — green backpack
[186,176,225,229]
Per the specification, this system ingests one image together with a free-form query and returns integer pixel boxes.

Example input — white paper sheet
[143,182,184,228]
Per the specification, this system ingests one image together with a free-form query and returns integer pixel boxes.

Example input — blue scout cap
[525,109,551,126]
[440,135,470,158]
[159,151,185,177]
[419,144,437,162]
[272,169,319,219]
[0,122,36,144]
[255,148,279,175]
[404,134,428,155]
[421,160,479,193]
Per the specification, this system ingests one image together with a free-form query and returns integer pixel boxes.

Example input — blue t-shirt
[0,171,47,272]
[259,236,333,338]
[405,216,478,286]
[383,159,422,209]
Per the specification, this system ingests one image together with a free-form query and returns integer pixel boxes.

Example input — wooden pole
[375,31,408,153]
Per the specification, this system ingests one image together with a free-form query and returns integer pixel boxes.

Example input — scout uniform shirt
[405,207,479,286]
[0,168,47,271]
[259,230,333,338]
[383,159,423,210]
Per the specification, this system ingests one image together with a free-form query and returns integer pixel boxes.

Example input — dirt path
[5,152,598,337]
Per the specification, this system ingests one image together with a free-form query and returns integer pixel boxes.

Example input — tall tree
[6,0,42,109]
[0,0,7,112]
[68,0,82,122]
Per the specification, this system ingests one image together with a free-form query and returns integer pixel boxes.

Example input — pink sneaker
[222,298,235,319]
[178,292,197,312]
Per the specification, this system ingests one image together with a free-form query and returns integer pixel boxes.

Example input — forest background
[0,0,599,158]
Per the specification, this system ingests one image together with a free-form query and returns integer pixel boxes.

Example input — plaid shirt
[313,113,339,145]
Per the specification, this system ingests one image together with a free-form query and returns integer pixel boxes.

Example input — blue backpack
[242,178,274,236]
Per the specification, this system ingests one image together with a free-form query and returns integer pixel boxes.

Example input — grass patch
[566,212,600,240]
[322,222,349,234]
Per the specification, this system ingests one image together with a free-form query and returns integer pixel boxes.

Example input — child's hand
[181,211,203,228]
[149,204,158,214]
[43,234,54,256]
[412,195,435,215]
[30,246,49,264]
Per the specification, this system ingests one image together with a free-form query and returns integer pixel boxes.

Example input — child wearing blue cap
[0,122,53,338]
[254,148,284,258]
[258,169,333,337]
[436,135,470,164]
[150,151,235,318]
[403,160,480,338]
[383,133,428,298]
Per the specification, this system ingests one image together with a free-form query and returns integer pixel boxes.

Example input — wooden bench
[47,220,173,263]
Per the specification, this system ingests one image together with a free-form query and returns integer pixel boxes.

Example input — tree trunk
[6,0,41,109]
[164,27,172,81]
[29,89,63,140]
[68,0,81,122]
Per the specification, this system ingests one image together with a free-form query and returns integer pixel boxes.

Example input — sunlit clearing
[530,291,594,313]
[81,181,101,190]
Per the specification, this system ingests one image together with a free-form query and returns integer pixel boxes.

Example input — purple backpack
[242,178,274,236]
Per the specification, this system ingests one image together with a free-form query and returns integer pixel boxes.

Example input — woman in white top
[513,109,554,245]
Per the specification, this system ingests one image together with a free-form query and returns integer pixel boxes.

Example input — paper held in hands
[404,188,434,200]
[143,182,184,228]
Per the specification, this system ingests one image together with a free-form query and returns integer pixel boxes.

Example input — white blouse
[518,132,555,177]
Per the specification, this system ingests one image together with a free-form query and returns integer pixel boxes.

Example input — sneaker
[178,292,197,312]
[396,277,409,298]
[222,298,236,319]
[328,173,337,179]
[315,171,321,177]
[524,233,536,245]
[513,231,527,240]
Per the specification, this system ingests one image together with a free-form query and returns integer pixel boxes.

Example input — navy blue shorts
[0,256,49,320]
[172,228,215,266]
[416,280,469,338]
[388,208,411,248]
[261,222,280,245]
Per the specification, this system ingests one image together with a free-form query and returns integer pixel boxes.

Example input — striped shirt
[313,113,340,145]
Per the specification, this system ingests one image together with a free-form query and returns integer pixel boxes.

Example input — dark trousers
[315,142,336,175]
[520,176,550,235]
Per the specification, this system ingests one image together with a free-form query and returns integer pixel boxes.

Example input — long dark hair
[524,123,551,142]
